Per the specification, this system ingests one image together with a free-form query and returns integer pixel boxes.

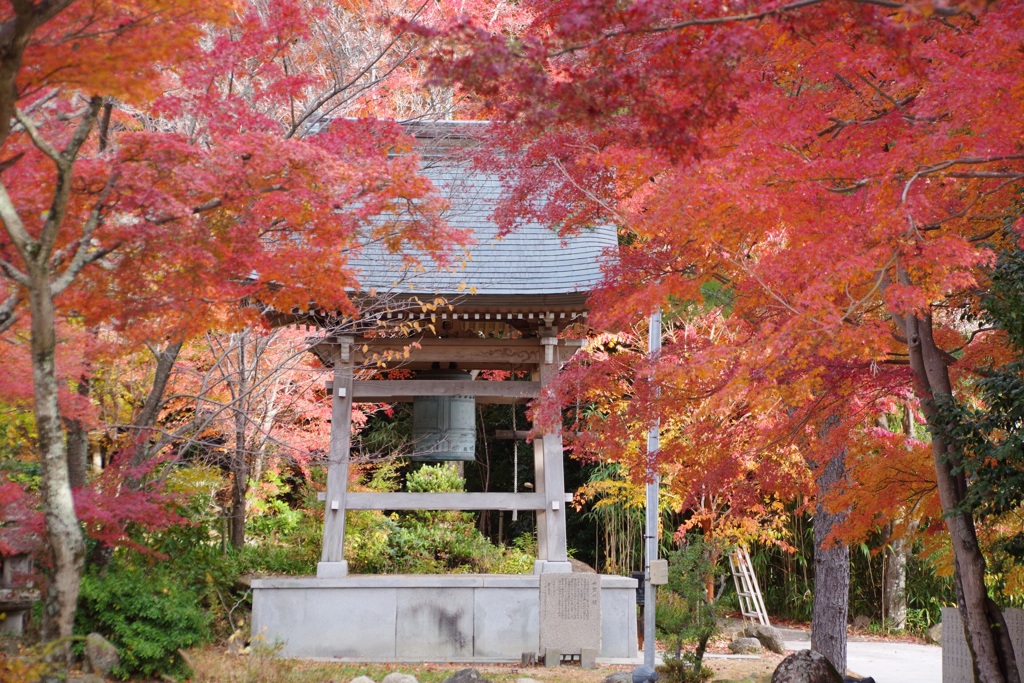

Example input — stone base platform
[251,574,638,662]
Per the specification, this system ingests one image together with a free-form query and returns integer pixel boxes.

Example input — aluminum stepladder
[729,547,770,627]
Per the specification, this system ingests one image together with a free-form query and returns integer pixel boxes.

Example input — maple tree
[423,1,1024,680]
[0,0,475,648]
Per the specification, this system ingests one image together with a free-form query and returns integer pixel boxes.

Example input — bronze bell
[410,370,476,462]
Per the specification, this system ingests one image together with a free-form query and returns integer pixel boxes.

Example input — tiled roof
[353,122,617,301]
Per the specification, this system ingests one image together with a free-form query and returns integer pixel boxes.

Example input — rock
[604,672,633,683]
[842,676,876,683]
[382,674,419,683]
[516,678,543,683]
[84,632,119,677]
[569,558,598,573]
[743,624,787,654]
[851,615,871,630]
[925,622,942,645]
[441,668,492,683]
[771,650,843,683]
[67,676,105,683]
[731,637,765,654]
[350,676,377,683]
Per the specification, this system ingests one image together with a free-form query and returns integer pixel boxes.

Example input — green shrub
[76,565,211,680]
[657,654,714,683]
[339,464,535,574]
[656,540,720,658]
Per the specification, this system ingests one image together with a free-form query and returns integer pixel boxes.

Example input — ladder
[729,547,770,627]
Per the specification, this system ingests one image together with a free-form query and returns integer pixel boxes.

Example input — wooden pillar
[318,337,354,578]
[533,329,571,573]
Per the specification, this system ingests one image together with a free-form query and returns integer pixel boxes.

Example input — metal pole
[644,310,662,669]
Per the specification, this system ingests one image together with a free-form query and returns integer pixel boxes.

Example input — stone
[730,637,764,655]
[67,676,105,683]
[350,676,377,683]
[544,647,561,667]
[382,673,419,683]
[851,615,871,630]
[604,672,633,683]
[842,677,876,683]
[569,558,598,573]
[743,624,787,654]
[581,647,598,669]
[516,679,542,683]
[441,668,492,683]
[925,622,942,645]
[539,573,601,654]
[771,650,842,683]
[84,632,119,677]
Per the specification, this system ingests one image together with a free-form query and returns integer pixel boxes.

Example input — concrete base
[533,560,572,574]
[251,574,637,662]
[316,561,349,578]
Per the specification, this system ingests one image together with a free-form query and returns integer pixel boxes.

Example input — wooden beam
[494,429,533,440]
[316,492,551,511]
[344,380,541,402]
[352,337,545,367]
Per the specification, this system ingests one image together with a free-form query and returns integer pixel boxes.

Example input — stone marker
[539,572,601,660]
[771,650,842,683]
[743,624,787,654]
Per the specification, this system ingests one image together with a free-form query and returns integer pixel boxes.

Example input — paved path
[603,623,943,682]
[781,627,942,683]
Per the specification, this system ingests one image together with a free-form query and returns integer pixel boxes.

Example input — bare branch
[552,0,913,57]
[0,1,77,144]
[0,178,34,269]
[148,184,285,226]
[286,1,430,138]
[902,154,1024,204]
[13,106,63,163]
[52,170,120,296]
[0,292,20,334]
[855,73,906,112]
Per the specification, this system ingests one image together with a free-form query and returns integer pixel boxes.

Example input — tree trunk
[881,404,914,632]
[811,450,849,674]
[904,313,1019,683]
[229,467,247,549]
[65,418,88,490]
[229,332,249,550]
[30,273,86,648]
[65,376,90,489]
[882,526,908,630]
[130,340,183,468]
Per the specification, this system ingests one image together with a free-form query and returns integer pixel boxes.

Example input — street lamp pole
[643,309,662,669]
